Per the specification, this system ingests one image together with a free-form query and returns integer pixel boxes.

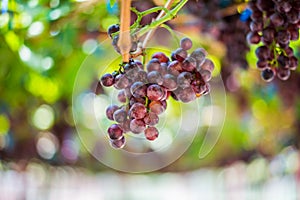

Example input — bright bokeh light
[19,45,32,62]
[28,22,44,37]
[36,132,58,159]
[32,105,55,130]
[82,39,98,54]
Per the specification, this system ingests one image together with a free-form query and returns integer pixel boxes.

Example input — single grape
[120,119,131,133]
[147,84,164,101]
[149,101,165,115]
[250,21,263,32]
[130,119,146,134]
[177,72,193,88]
[190,48,207,67]
[180,37,193,50]
[114,74,130,89]
[176,87,196,103]
[247,32,261,44]
[136,69,148,83]
[152,52,169,63]
[146,58,161,72]
[262,27,275,44]
[168,60,183,76]
[113,108,127,124]
[255,46,270,60]
[107,24,120,38]
[110,136,125,149]
[256,60,268,71]
[276,30,291,45]
[277,54,289,69]
[117,90,127,103]
[147,71,163,85]
[182,57,197,72]
[129,103,147,119]
[261,68,275,82]
[276,67,291,80]
[200,58,214,72]
[100,73,115,87]
[162,74,178,91]
[130,82,147,98]
[144,127,159,141]
[171,48,188,62]
[108,124,123,140]
[106,105,119,121]
[159,63,168,75]
[270,12,284,27]
[199,69,212,82]
[143,112,159,126]
[289,56,298,71]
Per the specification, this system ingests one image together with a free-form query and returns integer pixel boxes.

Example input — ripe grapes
[246,0,299,81]
[100,35,214,149]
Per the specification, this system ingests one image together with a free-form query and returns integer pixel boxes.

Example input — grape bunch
[100,37,214,149]
[246,0,299,82]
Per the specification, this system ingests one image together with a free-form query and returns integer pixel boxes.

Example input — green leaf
[110,0,116,7]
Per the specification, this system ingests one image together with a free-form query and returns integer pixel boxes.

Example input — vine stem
[137,0,188,46]
[142,0,175,49]
[118,0,132,63]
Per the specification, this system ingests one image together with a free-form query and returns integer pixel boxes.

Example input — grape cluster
[247,0,299,82]
[100,37,214,149]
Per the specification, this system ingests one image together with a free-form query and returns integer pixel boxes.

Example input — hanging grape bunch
[100,26,214,149]
[246,0,299,82]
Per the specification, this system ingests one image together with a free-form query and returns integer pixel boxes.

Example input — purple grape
[130,119,146,134]
[289,56,298,71]
[108,124,123,140]
[276,67,290,81]
[176,87,196,103]
[277,54,289,69]
[100,73,115,87]
[255,46,270,60]
[270,13,284,27]
[144,127,159,141]
[117,90,127,103]
[110,136,125,149]
[129,96,146,107]
[163,74,178,91]
[106,105,119,121]
[168,60,183,76]
[130,82,147,98]
[120,119,131,133]
[113,108,127,124]
[199,69,212,82]
[146,58,161,72]
[114,74,130,89]
[177,72,193,88]
[136,69,148,83]
[180,37,193,50]
[261,68,275,82]
[191,48,207,67]
[107,24,120,38]
[143,112,159,126]
[247,32,261,44]
[182,57,197,72]
[147,84,164,101]
[200,59,215,72]
[256,60,268,71]
[250,21,263,32]
[152,52,169,63]
[147,71,163,85]
[149,101,165,115]
[129,103,147,119]
[171,48,188,62]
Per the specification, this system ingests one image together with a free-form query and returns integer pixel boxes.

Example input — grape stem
[118,0,132,63]
[142,0,175,49]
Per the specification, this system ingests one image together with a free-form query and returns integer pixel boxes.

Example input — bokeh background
[0,0,300,199]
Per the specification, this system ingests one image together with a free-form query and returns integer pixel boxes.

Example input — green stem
[136,0,188,38]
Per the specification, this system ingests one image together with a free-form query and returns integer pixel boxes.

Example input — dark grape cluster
[186,1,251,70]
[107,24,139,53]
[100,37,214,149]
[247,0,299,82]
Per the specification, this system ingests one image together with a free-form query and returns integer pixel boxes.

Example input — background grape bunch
[100,27,215,149]
[247,0,299,82]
